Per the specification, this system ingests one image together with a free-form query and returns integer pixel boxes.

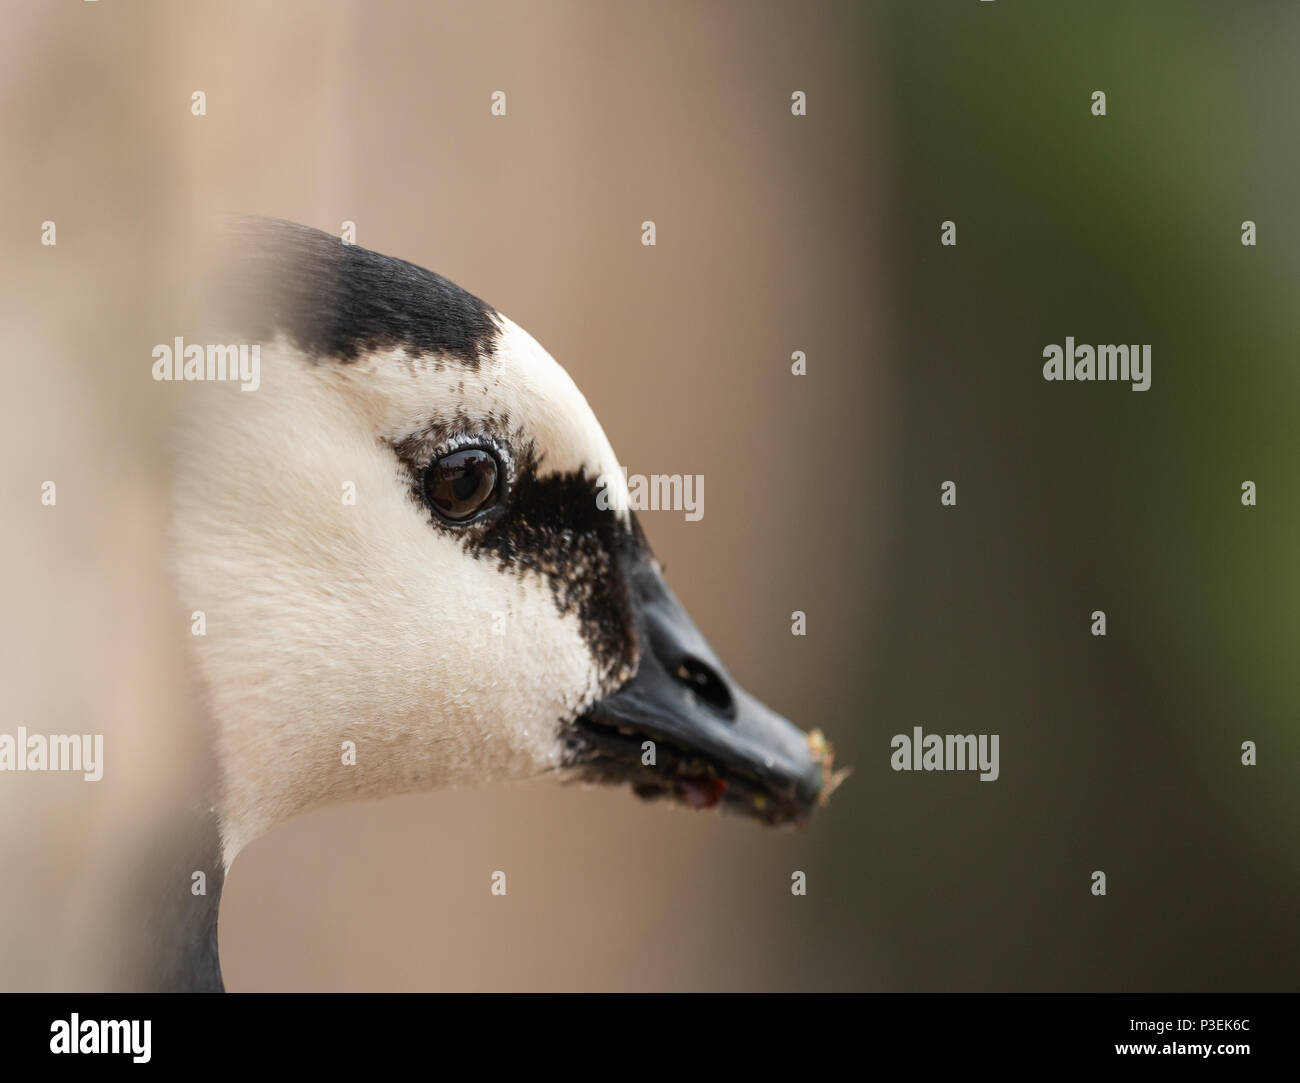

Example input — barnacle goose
[152,217,839,991]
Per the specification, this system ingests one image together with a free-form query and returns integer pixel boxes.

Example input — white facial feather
[173,317,633,863]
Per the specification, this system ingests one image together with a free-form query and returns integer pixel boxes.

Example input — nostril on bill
[672,655,735,717]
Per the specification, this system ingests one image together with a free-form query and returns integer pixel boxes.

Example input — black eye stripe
[388,429,644,683]
[474,464,644,679]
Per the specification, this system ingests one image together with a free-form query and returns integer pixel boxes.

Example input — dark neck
[124,794,227,992]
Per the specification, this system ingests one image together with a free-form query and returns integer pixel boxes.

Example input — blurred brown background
[2,0,1295,991]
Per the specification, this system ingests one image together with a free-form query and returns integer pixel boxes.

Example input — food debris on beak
[678,776,727,809]
[807,729,850,806]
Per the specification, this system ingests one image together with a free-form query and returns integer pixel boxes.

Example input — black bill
[564,556,839,826]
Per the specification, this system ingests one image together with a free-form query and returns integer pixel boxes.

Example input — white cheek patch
[338,316,632,512]
[487,316,627,490]
[172,338,618,860]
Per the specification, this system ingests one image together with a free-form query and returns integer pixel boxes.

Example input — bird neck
[125,792,227,992]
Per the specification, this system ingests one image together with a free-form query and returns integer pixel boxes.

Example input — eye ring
[422,446,503,524]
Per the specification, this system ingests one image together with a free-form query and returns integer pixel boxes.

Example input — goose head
[174,218,836,867]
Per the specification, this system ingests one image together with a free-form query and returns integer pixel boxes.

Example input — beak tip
[804,728,849,808]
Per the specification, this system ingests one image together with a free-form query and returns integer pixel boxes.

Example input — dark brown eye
[423,448,500,522]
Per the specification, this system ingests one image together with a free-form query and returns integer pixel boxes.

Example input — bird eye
[423,448,500,522]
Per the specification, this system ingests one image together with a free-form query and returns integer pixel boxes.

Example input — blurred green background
[841,0,1299,990]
